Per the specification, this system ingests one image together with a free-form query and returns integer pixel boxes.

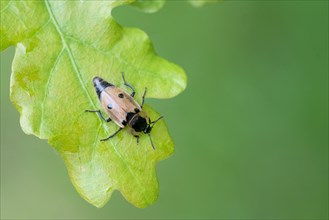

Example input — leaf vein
[44,0,96,109]
[39,47,65,135]
[66,35,148,85]
[27,18,51,41]
[0,0,12,14]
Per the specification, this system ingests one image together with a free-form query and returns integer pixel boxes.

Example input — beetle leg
[85,109,112,123]
[134,135,140,145]
[151,116,164,125]
[122,72,136,97]
[141,87,147,108]
[100,128,123,141]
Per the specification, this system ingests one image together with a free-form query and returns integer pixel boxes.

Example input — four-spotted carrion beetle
[85,73,163,150]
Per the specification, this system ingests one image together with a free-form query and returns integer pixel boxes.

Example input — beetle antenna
[148,133,155,150]
[150,116,164,126]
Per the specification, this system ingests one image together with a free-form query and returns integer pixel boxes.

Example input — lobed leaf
[1,0,186,208]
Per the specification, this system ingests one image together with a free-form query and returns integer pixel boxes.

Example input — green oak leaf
[0,0,186,208]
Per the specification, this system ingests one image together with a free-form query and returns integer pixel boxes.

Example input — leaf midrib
[44,0,150,205]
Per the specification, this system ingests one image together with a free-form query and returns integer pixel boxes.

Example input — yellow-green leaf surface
[0,0,186,208]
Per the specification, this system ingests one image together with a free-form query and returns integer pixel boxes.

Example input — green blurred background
[1,1,328,219]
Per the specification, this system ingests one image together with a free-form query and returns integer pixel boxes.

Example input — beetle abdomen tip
[93,76,103,86]
[92,76,113,98]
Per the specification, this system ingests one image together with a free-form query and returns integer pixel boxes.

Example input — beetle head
[144,124,152,134]
[144,116,164,150]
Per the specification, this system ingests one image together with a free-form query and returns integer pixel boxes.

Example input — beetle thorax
[127,112,149,133]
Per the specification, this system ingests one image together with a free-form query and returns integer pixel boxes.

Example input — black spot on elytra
[118,93,124,98]
[107,104,112,109]
[122,120,127,126]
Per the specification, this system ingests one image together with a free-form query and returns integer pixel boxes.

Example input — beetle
[85,73,163,150]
